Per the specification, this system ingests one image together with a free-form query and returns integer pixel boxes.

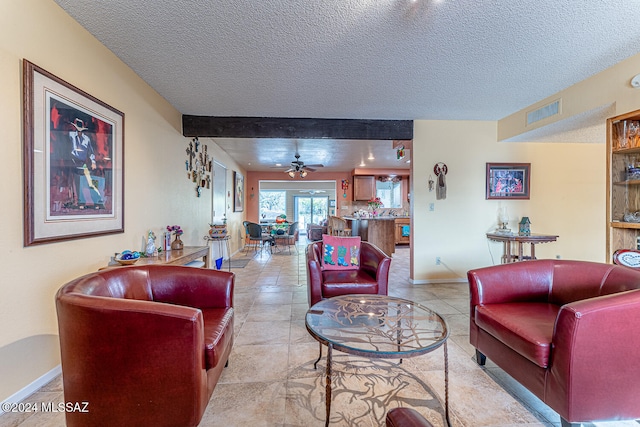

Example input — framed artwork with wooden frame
[233,171,244,212]
[486,163,531,200]
[23,59,125,246]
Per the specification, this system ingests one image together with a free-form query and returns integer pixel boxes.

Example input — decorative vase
[171,235,184,250]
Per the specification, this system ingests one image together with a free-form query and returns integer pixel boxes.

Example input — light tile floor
[1,242,639,427]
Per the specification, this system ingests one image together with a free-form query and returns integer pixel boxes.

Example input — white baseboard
[0,365,62,415]
[410,278,467,285]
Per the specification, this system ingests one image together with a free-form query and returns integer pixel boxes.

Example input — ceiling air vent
[526,99,561,126]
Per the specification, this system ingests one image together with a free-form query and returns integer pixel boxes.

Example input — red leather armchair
[56,265,234,427]
[385,408,433,427]
[306,222,328,241]
[306,240,391,306]
[468,260,640,426]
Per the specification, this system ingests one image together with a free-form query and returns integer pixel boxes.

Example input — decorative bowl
[115,251,141,265]
[209,225,227,238]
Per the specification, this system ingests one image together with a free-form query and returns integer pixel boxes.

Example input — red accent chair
[306,240,391,307]
[56,265,234,427]
[468,260,640,426]
[385,408,433,427]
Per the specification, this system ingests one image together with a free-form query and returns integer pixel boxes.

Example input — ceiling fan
[281,154,324,178]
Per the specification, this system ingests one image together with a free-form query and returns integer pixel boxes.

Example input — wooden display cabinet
[607,109,640,261]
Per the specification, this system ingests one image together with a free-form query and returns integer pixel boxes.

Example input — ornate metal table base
[313,341,450,426]
[307,295,451,426]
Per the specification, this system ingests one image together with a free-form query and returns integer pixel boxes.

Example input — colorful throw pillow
[321,235,361,270]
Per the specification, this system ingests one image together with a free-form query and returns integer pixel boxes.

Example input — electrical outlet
[435,257,441,265]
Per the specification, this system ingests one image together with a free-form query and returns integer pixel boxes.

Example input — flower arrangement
[367,197,383,209]
[166,225,183,236]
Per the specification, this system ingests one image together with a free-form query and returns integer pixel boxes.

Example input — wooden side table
[486,232,559,263]
[103,246,211,269]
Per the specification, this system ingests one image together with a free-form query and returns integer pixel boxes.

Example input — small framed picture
[486,163,530,200]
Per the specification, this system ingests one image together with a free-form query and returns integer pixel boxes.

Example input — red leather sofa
[56,265,234,427]
[306,240,391,306]
[468,260,640,426]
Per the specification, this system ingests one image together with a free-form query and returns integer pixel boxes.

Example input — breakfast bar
[344,216,397,256]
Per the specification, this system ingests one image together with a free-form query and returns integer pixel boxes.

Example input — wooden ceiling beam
[182,116,413,140]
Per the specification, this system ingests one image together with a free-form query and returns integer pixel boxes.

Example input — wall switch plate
[429,203,435,211]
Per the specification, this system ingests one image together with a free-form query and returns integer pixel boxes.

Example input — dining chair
[242,221,252,252]
[273,221,299,254]
[246,222,273,255]
[330,216,351,236]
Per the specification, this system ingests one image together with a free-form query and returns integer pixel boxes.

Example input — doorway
[211,161,227,261]
[295,196,328,231]
[212,161,227,224]
[258,180,335,228]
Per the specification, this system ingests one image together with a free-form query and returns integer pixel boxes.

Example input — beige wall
[411,121,605,282]
[0,0,245,401]
[411,50,640,283]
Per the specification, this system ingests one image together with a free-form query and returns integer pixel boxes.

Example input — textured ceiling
[53,0,640,171]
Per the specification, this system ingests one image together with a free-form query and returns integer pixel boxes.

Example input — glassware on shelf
[616,121,629,149]
[629,121,640,148]
[623,211,640,223]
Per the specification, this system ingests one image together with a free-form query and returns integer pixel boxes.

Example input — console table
[104,246,210,269]
[486,232,559,263]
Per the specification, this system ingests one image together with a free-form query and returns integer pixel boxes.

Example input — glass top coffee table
[305,294,450,426]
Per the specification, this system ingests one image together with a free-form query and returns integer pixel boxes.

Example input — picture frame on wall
[23,59,125,246]
[486,162,531,200]
[233,171,244,212]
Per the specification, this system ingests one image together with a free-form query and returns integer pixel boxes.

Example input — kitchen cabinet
[395,218,410,245]
[353,175,375,201]
[607,109,640,260]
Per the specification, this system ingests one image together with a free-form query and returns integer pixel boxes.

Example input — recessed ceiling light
[368,154,375,160]
[275,163,281,167]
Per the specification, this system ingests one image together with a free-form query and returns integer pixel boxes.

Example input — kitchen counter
[344,216,410,220]
[344,216,398,256]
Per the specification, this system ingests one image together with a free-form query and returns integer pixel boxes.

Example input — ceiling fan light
[288,171,296,178]
[300,170,308,178]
